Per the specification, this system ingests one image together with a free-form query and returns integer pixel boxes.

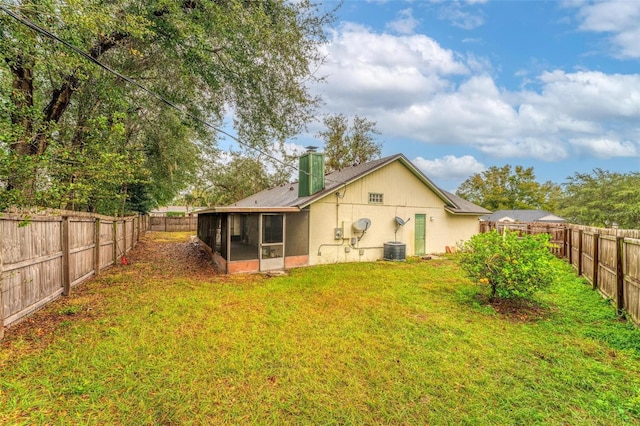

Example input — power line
[0,3,314,177]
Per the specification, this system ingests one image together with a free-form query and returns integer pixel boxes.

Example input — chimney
[298,146,325,197]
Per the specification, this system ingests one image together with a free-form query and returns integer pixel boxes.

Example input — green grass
[1,233,639,424]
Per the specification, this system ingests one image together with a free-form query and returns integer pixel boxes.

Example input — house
[196,152,490,274]
[481,210,566,223]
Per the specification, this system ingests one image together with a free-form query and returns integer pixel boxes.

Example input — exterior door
[260,214,285,271]
[415,214,426,256]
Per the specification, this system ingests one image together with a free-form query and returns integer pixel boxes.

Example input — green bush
[166,211,186,217]
[458,230,556,300]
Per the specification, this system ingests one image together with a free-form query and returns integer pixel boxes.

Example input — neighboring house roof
[199,154,490,215]
[481,210,566,223]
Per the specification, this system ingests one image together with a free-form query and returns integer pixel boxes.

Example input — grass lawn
[1,232,639,424]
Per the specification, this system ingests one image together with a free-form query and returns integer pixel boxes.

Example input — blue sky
[229,0,640,191]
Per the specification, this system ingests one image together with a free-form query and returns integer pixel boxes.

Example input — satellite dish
[353,218,372,232]
[393,216,411,240]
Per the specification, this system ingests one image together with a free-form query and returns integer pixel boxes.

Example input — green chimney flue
[298,149,325,197]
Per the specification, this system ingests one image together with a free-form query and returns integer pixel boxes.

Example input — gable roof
[198,154,490,215]
[481,209,566,223]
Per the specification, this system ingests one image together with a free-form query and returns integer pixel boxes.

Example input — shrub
[458,230,556,300]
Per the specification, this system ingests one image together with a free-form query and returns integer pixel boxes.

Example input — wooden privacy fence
[481,221,640,326]
[1,210,148,339]
[149,216,197,232]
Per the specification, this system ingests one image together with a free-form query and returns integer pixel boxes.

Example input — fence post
[94,218,101,276]
[137,215,141,242]
[616,237,625,318]
[131,218,135,250]
[62,216,71,296]
[577,229,583,276]
[592,233,599,290]
[567,228,572,264]
[113,221,118,265]
[0,220,4,340]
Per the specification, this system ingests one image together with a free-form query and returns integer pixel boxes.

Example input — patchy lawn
[1,232,639,424]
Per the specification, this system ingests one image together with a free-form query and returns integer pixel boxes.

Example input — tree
[183,151,293,207]
[456,165,562,212]
[459,230,556,301]
[317,113,382,172]
[1,0,331,214]
[559,169,640,228]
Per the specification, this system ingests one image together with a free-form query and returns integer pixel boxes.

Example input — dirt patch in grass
[1,232,218,353]
[477,294,553,322]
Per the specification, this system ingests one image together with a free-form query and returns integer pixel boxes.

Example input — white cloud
[530,70,640,120]
[569,137,639,158]
[413,155,485,180]
[573,0,640,58]
[317,23,468,111]
[386,8,419,35]
[314,24,640,165]
[438,4,484,30]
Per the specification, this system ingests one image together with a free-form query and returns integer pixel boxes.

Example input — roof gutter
[196,206,301,214]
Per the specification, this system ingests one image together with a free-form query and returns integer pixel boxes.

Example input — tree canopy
[559,169,640,229]
[1,0,330,215]
[456,165,562,212]
[316,113,382,172]
[181,151,294,207]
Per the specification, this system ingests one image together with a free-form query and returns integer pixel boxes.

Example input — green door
[415,214,426,256]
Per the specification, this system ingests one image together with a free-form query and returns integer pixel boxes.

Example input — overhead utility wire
[0,4,315,178]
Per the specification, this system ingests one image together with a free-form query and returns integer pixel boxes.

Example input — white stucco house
[197,151,490,274]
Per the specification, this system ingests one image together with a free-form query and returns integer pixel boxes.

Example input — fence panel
[571,229,581,271]
[1,217,64,327]
[125,219,134,252]
[624,238,640,325]
[597,235,618,300]
[69,218,96,288]
[100,220,115,270]
[1,212,145,334]
[115,221,126,260]
[581,231,595,284]
[149,216,197,232]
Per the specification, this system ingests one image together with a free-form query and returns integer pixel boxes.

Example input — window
[368,192,383,204]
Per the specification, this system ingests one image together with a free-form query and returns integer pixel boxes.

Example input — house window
[369,192,384,204]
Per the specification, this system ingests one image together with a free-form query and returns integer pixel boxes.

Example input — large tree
[0,0,330,214]
[456,165,562,212]
[559,169,640,229]
[317,113,382,172]
[181,151,293,207]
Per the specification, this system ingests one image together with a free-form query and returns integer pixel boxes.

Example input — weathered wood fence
[149,216,197,232]
[1,210,148,338]
[480,222,640,326]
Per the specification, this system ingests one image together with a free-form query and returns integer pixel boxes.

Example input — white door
[260,214,285,271]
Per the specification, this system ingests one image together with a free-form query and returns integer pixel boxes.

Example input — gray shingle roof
[198,154,490,215]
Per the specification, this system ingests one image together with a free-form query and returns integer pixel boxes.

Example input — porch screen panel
[219,214,228,260]
[230,214,259,261]
[285,210,309,256]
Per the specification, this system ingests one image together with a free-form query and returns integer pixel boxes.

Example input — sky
[224,0,640,192]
